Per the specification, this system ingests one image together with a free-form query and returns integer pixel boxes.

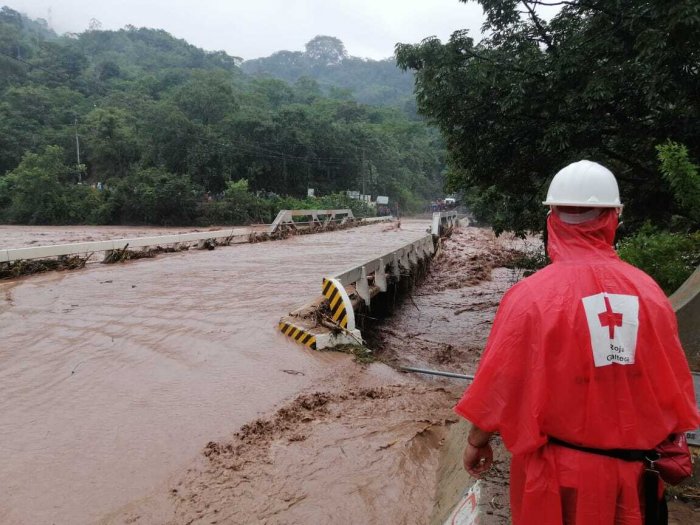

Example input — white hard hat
[543,160,622,208]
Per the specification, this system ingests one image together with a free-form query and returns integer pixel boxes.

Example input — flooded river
[0,221,430,525]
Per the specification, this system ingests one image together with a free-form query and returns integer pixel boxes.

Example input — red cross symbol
[598,296,623,339]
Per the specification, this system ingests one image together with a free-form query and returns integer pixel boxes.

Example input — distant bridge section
[0,210,391,265]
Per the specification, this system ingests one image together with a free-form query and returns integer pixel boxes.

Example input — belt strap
[548,436,655,462]
[548,437,663,525]
[644,467,661,525]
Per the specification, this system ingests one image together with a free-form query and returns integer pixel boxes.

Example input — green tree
[241,37,415,108]
[0,84,87,173]
[0,145,99,224]
[656,141,700,227]
[618,224,700,295]
[84,106,140,179]
[305,35,347,65]
[396,0,700,233]
[106,167,200,225]
[170,71,239,125]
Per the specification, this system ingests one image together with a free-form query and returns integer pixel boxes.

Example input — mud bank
[108,369,458,525]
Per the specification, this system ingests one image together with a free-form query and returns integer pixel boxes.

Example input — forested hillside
[241,35,416,110]
[0,7,444,225]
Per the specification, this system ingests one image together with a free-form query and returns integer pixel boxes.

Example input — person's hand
[462,441,493,478]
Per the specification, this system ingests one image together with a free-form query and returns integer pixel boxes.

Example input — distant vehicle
[444,197,456,205]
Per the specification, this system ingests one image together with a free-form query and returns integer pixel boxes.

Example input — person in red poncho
[455,160,700,525]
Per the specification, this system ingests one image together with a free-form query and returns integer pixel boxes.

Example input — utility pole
[74,117,81,183]
[361,148,366,196]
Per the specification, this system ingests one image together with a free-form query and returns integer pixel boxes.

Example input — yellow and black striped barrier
[322,277,354,330]
[278,321,317,350]
[278,234,438,350]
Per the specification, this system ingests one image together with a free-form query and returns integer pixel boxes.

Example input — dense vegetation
[396,0,700,237]
[242,35,416,110]
[0,7,444,225]
[395,0,700,291]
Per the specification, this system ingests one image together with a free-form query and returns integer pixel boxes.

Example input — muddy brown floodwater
[0,221,433,525]
[3,223,696,524]
[0,225,214,248]
[101,226,525,525]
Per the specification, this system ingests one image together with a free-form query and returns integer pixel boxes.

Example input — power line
[0,49,71,82]
[0,41,382,177]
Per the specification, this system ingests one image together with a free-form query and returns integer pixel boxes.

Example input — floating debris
[0,254,92,280]
[102,243,189,264]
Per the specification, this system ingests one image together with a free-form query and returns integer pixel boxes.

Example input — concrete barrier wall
[0,228,252,263]
[431,211,461,237]
[1,213,390,264]
[279,233,435,350]
[670,264,700,371]
[332,234,434,290]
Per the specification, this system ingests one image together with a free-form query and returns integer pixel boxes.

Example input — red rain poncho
[455,209,699,525]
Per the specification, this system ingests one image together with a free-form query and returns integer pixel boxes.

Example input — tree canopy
[242,36,416,108]
[396,0,700,234]
[0,9,445,225]
[304,35,347,65]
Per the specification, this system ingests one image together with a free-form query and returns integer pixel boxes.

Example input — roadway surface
[0,220,429,525]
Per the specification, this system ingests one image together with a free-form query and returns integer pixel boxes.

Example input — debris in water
[0,253,92,280]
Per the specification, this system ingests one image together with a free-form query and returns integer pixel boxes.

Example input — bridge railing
[431,210,460,237]
[268,209,355,234]
[1,211,391,265]
[0,228,252,264]
[279,233,436,350]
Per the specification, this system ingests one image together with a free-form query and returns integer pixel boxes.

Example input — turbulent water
[0,221,430,525]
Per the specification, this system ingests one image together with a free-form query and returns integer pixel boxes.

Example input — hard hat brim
[542,200,622,208]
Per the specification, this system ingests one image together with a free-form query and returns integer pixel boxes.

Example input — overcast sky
[4,0,486,61]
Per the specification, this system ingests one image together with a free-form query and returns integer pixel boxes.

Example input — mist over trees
[0,8,445,225]
[242,35,416,109]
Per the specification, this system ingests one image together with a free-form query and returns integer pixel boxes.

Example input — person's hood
[546,208,618,262]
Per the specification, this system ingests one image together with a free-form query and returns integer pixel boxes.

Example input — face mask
[555,208,603,224]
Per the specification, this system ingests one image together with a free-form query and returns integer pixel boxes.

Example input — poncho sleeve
[454,281,548,455]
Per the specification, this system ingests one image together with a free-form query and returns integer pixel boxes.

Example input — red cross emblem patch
[582,293,639,367]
